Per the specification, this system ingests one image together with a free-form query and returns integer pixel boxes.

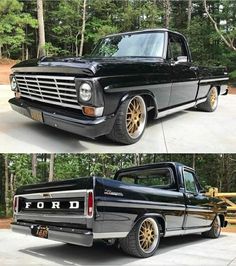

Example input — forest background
[0,0,236,81]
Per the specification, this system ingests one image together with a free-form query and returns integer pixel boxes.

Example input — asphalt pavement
[1,85,236,153]
[0,229,235,265]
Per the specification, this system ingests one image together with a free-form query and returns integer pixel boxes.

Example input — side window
[183,170,197,194]
[168,35,188,61]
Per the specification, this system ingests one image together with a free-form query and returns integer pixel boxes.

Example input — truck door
[168,33,198,107]
[182,168,211,228]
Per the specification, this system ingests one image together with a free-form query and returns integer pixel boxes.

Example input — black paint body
[12,162,227,247]
[9,29,228,139]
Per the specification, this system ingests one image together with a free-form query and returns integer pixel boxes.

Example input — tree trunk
[75,31,80,57]
[49,154,55,182]
[79,0,87,56]
[32,154,37,177]
[164,0,171,28]
[4,155,9,217]
[187,0,192,29]
[0,44,2,59]
[37,0,46,57]
[10,173,14,199]
[26,46,29,60]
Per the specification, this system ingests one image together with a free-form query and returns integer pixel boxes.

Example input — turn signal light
[82,106,104,117]
[82,106,95,117]
[87,192,93,217]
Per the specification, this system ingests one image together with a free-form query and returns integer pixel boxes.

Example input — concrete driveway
[0,229,235,265]
[1,85,236,153]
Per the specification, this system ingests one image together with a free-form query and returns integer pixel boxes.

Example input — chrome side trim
[104,82,173,92]
[93,232,129,239]
[157,102,196,119]
[97,200,186,211]
[187,207,213,213]
[165,226,211,237]
[196,98,207,105]
[200,77,229,83]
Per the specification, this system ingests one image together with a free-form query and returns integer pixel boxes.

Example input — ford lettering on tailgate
[23,199,84,211]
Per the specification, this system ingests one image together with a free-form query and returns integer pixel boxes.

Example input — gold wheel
[138,218,158,253]
[126,96,146,139]
[209,87,218,109]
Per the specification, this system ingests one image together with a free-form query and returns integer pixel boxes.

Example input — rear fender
[130,213,166,235]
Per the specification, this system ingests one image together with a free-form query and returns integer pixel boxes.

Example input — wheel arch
[131,213,166,235]
[119,90,159,119]
[207,84,220,95]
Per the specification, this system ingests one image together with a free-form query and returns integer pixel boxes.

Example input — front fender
[118,90,159,118]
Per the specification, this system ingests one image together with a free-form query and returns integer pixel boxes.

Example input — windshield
[90,32,165,58]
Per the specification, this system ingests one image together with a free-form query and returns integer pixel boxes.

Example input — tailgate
[13,177,94,226]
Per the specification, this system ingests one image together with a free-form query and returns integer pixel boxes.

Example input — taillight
[13,196,18,213]
[87,192,93,217]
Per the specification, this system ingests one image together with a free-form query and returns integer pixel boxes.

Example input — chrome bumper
[11,223,93,247]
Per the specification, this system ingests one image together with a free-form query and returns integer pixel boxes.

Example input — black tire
[202,215,221,238]
[106,95,147,145]
[119,217,160,258]
[197,86,218,112]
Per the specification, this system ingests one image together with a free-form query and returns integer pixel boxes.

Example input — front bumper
[9,98,115,138]
[11,222,93,247]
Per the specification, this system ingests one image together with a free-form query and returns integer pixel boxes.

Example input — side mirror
[176,56,188,63]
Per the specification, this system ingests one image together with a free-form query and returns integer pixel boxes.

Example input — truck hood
[11,56,164,77]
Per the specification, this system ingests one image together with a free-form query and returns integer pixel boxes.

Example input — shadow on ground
[20,234,223,265]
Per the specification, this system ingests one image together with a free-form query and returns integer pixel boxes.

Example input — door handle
[190,66,199,72]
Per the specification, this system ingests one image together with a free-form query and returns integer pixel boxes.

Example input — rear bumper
[9,98,116,138]
[11,222,93,247]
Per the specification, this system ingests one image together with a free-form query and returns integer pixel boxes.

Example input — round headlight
[79,83,92,102]
[11,77,17,91]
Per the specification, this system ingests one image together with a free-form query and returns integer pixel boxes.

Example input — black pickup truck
[9,29,228,144]
[12,162,227,258]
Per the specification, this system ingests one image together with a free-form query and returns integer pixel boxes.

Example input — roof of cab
[105,28,185,39]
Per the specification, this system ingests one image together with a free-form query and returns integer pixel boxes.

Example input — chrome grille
[15,74,81,109]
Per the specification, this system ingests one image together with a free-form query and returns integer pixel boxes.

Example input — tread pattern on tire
[119,217,160,258]
[107,96,146,145]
